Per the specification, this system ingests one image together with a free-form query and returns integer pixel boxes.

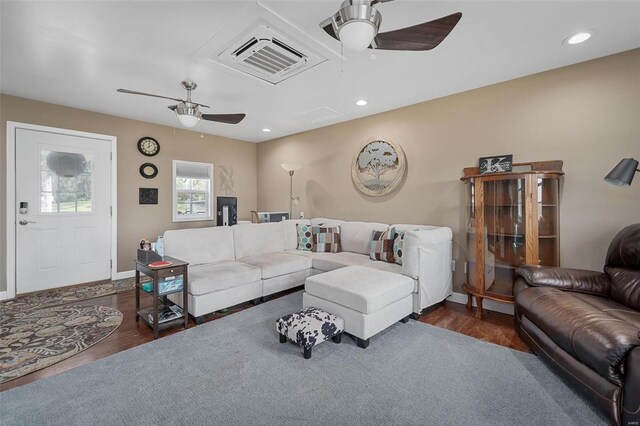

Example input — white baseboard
[113,270,135,280]
[0,291,8,301]
[447,292,514,316]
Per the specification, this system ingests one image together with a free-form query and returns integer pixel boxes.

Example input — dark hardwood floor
[0,287,529,392]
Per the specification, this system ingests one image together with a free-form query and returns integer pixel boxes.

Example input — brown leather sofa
[514,224,640,426]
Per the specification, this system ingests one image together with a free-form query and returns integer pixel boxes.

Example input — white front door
[15,128,112,294]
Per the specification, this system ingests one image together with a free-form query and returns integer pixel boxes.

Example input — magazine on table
[148,305,184,324]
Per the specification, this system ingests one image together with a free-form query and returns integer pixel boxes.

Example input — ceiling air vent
[216,24,327,85]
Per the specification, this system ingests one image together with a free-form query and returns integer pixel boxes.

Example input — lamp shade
[178,114,200,128]
[339,20,376,52]
[281,163,302,172]
[604,158,639,186]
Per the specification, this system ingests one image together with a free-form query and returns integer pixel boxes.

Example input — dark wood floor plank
[0,289,529,392]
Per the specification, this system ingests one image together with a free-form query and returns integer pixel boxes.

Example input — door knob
[18,219,36,226]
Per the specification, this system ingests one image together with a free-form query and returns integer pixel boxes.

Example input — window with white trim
[172,160,214,222]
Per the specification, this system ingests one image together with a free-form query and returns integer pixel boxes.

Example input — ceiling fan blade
[201,113,246,125]
[117,88,183,103]
[371,0,394,4]
[320,17,338,41]
[167,105,177,111]
[373,12,462,51]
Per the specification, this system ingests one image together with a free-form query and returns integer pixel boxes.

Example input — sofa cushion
[296,223,313,251]
[571,292,640,332]
[232,222,285,259]
[239,252,312,279]
[305,266,414,314]
[312,252,373,272]
[312,226,341,253]
[164,226,234,266]
[516,286,640,386]
[341,221,389,255]
[188,261,262,296]
[364,261,419,293]
[310,218,345,227]
[390,224,438,233]
[283,219,310,251]
[370,229,394,262]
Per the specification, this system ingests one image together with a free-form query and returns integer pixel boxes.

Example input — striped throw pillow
[370,229,395,262]
[312,226,341,253]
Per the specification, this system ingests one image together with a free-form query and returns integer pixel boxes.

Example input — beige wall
[257,49,640,293]
[1,95,257,292]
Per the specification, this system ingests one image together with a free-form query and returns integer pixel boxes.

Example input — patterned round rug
[0,305,123,384]
[0,278,136,313]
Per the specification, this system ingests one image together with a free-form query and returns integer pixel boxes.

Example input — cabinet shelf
[461,160,563,319]
[467,230,557,239]
[483,203,558,208]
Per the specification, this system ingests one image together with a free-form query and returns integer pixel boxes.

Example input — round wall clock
[139,163,158,179]
[137,137,160,156]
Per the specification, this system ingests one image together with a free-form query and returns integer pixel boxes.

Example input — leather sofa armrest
[515,265,611,296]
[623,347,640,425]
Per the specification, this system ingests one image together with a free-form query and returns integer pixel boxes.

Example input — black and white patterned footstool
[276,307,344,359]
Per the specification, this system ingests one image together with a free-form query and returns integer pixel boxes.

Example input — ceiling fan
[117,81,245,128]
[320,0,462,53]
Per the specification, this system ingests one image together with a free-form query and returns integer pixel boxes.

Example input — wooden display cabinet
[461,160,563,318]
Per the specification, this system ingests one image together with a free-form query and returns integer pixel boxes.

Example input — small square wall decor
[139,188,158,205]
[479,155,513,174]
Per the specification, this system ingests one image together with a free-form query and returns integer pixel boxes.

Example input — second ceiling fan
[320,0,462,53]
[117,81,246,128]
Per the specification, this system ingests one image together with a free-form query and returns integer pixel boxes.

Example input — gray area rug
[0,292,604,425]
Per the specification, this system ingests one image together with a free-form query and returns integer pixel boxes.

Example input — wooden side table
[135,256,189,339]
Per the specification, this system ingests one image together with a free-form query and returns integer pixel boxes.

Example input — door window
[40,150,93,213]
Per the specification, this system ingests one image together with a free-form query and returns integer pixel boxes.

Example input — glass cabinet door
[482,178,526,298]
[538,177,560,266]
[466,179,477,289]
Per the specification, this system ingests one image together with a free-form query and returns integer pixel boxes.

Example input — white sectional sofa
[164,218,453,323]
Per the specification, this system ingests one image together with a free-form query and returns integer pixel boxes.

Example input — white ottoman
[303,265,414,348]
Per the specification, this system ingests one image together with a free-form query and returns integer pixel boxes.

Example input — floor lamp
[281,164,301,219]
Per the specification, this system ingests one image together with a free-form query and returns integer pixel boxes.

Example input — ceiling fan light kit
[331,2,382,52]
[321,0,462,53]
[176,105,201,128]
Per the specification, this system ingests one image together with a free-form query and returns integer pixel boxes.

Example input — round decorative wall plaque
[351,138,406,197]
[139,163,158,179]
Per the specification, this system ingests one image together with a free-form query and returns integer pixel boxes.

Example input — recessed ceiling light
[566,32,592,45]
[262,128,272,132]
[356,99,368,106]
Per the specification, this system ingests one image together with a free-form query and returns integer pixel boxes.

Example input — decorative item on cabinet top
[478,154,513,174]
[463,160,563,178]
[352,138,406,197]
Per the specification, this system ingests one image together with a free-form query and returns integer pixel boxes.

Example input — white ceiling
[1,1,639,143]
